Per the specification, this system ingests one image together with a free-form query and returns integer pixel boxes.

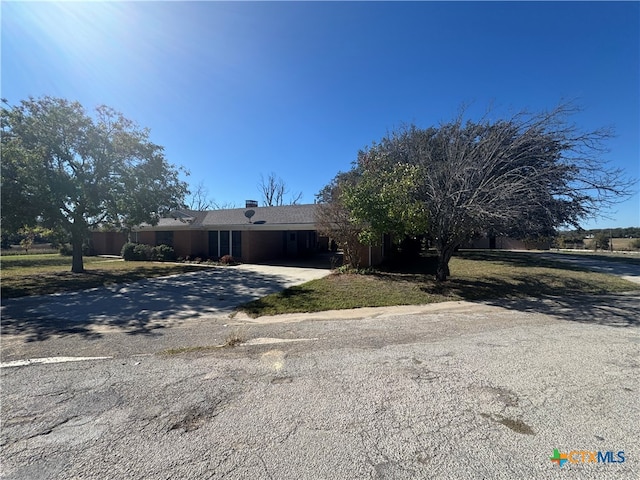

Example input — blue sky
[2,1,639,229]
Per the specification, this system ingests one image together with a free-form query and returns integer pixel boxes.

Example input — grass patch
[240,273,451,317]
[443,253,636,300]
[1,254,205,298]
[1,246,60,256]
[161,328,247,355]
[161,345,222,355]
[223,327,247,347]
[239,251,639,317]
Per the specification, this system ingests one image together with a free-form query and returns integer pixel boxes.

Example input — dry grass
[1,254,204,298]
[239,251,639,317]
[612,237,640,251]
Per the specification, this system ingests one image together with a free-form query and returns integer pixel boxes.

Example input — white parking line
[0,356,113,368]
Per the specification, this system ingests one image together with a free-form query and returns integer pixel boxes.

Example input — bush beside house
[121,243,176,262]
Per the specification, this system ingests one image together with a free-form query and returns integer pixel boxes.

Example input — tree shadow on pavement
[1,268,292,342]
[424,272,640,328]
[483,293,640,328]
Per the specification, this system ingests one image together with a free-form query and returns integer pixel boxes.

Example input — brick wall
[242,231,284,263]
[91,232,127,256]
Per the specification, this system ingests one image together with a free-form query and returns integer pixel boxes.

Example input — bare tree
[345,103,634,280]
[258,173,285,206]
[186,181,214,211]
[315,198,363,269]
[258,172,302,206]
[186,182,238,210]
[289,191,303,205]
[214,201,239,209]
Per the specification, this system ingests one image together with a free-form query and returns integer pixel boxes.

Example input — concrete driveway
[0,263,330,343]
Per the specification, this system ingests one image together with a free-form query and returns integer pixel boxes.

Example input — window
[220,231,230,257]
[208,230,241,258]
[156,231,173,246]
[232,231,242,258]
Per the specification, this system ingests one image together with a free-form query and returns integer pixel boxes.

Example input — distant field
[611,237,640,251]
[561,238,640,251]
[1,244,59,255]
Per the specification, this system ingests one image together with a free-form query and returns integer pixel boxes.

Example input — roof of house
[202,204,317,227]
[135,204,318,231]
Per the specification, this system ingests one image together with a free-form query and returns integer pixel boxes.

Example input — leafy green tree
[344,151,429,246]
[592,231,610,251]
[17,225,54,253]
[555,230,585,249]
[317,162,429,269]
[339,104,633,280]
[1,97,188,272]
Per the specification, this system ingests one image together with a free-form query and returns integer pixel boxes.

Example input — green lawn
[239,251,639,317]
[3,251,637,314]
[1,254,204,298]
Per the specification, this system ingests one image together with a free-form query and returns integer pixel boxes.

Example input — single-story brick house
[464,235,551,250]
[91,203,386,266]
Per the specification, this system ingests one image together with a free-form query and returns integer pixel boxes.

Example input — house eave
[132,223,317,232]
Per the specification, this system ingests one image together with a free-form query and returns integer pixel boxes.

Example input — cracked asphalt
[1,255,639,479]
[2,293,639,479]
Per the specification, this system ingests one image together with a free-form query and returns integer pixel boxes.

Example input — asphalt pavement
[1,255,639,479]
[2,295,639,479]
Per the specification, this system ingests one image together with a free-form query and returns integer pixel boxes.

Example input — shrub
[219,255,237,265]
[1,235,12,250]
[121,242,137,260]
[334,264,375,275]
[133,243,154,261]
[121,242,155,261]
[153,244,175,261]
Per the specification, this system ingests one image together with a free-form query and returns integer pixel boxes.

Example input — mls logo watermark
[550,449,625,467]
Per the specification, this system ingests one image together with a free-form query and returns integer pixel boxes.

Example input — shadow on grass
[0,254,114,271]
[1,266,204,299]
[382,252,640,328]
[455,250,597,272]
[377,251,591,276]
[241,285,317,316]
[442,274,639,328]
[437,273,621,301]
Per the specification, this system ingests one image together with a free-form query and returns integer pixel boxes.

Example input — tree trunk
[435,244,454,282]
[71,236,85,273]
[343,244,361,270]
